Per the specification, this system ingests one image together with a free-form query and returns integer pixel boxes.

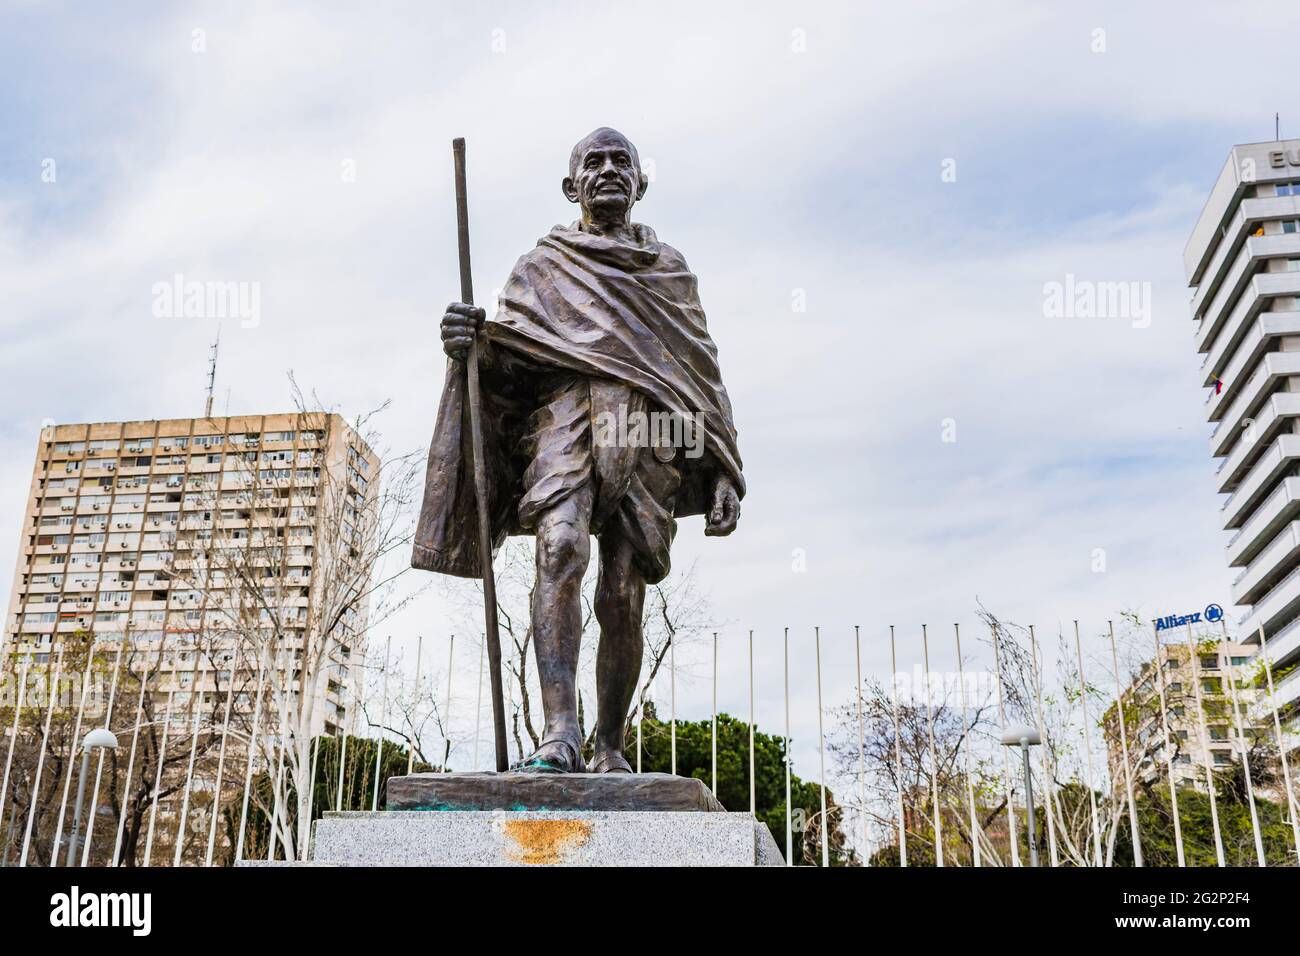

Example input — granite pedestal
[241,772,782,867]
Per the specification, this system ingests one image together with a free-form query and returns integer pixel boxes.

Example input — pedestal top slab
[385,771,725,812]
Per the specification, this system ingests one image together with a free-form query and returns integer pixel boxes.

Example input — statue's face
[563,129,647,221]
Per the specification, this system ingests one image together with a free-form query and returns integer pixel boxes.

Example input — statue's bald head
[568,127,641,179]
[563,127,648,223]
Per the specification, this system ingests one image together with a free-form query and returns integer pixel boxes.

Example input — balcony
[1237,564,1300,644]
[1204,312,1300,418]
[1213,392,1300,476]
[1210,353,1300,451]
[1188,189,1300,293]
[1220,433,1300,528]
[1227,477,1300,566]
[1198,271,1300,362]
[1251,666,1300,722]
[1232,519,1300,604]
[1196,234,1300,362]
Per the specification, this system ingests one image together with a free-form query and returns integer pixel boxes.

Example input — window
[1277,181,1300,197]
[1282,219,1300,234]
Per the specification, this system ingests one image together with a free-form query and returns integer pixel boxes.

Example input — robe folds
[411,222,744,581]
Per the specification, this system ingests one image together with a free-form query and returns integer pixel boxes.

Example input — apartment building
[1108,635,1265,791]
[2,412,377,739]
[1185,140,1300,739]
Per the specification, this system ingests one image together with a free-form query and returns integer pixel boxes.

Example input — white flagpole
[815,626,829,867]
[1184,623,1225,866]
[783,626,792,866]
[1148,621,1183,866]
[954,623,981,866]
[711,631,718,796]
[1108,621,1143,867]
[372,636,391,810]
[173,706,202,866]
[1220,622,1264,866]
[266,730,287,861]
[1258,625,1300,863]
[854,625,867,863]
[303,733,321,861]
[636,695,643,774]
[143,689,175,867]
[0,659,31,847]
[989,622,1018,867]
[1028,625,1059,866]
[81,642,124,867]
[748,629,756,816]
[234,646,269,862]
[889,625,908,867]
[114,640,164,868]
[670,634,677,775]
[1073,621,1103,867]
[20,648,63,867]
[473,637,484,772]
[203,652,239,867]
[335,678,355,812]
[921,625,943,867]
[51,653,94,866]
[442,634,455,770]
[345,655,366,806]
[407,636,424,776]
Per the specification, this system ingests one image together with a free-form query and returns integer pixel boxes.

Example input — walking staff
[451,137,508,772]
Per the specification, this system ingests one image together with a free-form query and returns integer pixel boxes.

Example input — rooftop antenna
[1277,112,1281,142]
[204,326,221,418]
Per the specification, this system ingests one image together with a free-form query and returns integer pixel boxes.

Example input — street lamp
[1001,723,1042,867]
[67,727,119,867]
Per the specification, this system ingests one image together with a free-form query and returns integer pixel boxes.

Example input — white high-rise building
[3,411,377,738]
[1186,139,1300,733]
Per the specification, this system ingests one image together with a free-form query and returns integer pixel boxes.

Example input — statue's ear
[562,176,580,203]
[635,172,648,201]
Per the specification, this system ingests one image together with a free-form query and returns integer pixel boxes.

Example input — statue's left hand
[704,475,740,537]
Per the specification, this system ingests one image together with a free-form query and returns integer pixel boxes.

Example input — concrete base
[289,810,783,866]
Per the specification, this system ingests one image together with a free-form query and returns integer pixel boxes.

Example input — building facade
[2,412,377,740]
[1108,636,1265,792]
[1185,139,1300,737]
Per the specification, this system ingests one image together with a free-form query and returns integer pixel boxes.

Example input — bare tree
[164,390,424,861]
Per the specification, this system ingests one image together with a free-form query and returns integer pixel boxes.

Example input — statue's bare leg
[591,530,646,773]
[521,485,593,772]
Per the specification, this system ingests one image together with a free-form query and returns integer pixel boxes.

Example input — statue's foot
[515,733,586,774]
[589,749,633,774]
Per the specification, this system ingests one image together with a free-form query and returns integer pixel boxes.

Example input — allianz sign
[1153,603,1224,632]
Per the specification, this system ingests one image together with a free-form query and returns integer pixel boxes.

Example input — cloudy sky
[3,2,1297,796]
